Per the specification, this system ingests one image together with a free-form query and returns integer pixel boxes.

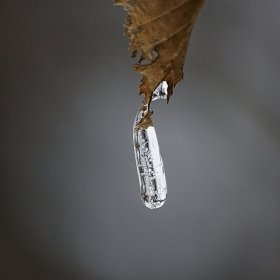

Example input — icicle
[133,82,168,209]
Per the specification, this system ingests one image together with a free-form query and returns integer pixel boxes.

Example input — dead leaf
[115,0,205,128]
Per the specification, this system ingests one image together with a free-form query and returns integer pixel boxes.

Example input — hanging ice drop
[133,82,168,209]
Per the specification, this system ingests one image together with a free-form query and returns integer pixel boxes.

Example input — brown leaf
[116,0,205,130]
[116,0,205,96]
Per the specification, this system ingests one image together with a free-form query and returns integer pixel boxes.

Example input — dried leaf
[116,0,205,103]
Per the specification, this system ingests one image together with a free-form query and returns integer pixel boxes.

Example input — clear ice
[133,82,168,209]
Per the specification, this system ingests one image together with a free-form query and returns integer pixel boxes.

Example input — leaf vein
[133,0,189,29]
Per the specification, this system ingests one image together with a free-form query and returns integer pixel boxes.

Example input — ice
[133,82,168,209]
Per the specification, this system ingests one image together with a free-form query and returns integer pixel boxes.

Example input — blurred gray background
[1,1,280,279]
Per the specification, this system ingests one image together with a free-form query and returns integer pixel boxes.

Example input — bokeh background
[1,1,280,279]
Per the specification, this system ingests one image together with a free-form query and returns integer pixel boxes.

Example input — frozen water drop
[133,82,168,209]
[151,81,168,101]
